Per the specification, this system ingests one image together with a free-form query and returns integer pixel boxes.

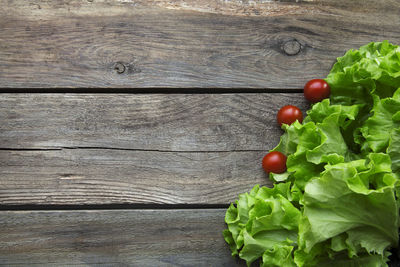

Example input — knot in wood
[114,62,126,74]
[282,40,301,56]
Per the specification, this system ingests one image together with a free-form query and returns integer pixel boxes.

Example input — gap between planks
[0,147,265,153]
[0,203,230,211]
[0,88,305,93]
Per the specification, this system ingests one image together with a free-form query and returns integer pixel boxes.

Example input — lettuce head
[224,41,400,267]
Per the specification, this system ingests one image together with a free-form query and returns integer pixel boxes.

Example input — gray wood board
[0,149,268,205]
[0,94,308,151]
[1,0,399,88]
[0,209,243,266]
[0,93,308,205]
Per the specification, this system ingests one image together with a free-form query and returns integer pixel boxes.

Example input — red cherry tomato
[262,151,287,174]
[277,105,303,126]
[304,79,330,103]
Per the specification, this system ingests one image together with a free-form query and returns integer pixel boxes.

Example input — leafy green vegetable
[223,41,400,266]
[223,184,301,266]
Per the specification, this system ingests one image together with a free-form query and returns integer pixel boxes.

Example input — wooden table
[0,1,399,266]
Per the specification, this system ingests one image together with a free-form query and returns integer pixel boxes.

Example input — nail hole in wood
[114,62,126,74]
[282,39,302,56]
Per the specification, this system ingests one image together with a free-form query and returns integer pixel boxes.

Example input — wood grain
[1,0,399,88]
[0,93,308,205]
[0,149,268,205]
[0,209,243,266]
[0,94,308,151]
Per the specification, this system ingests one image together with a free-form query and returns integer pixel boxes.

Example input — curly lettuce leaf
[272,99,360,190]
[224,183,301,266]
[298,157,398,264]
[326,41,400,106]
[361,91,400,153]
[261,245,297,267]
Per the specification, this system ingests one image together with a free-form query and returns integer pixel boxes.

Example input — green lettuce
[223,41,400,266]
[223,183,301,266]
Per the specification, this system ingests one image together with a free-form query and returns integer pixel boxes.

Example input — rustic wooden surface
[1,0,399,266]
[0,209,242,266]
[1,0,400,88]
[0,94,307,205]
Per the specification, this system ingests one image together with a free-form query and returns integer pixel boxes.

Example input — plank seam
[0,147,266,153]
[0,88,304,94]
[0,204,230,211]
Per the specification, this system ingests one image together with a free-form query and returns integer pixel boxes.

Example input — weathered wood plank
[1,0,399,88]
[0,209,243,266]
[0,94,308,151]
[0,94,306,205]
[0,149,268,205]
[0,94,306,204]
